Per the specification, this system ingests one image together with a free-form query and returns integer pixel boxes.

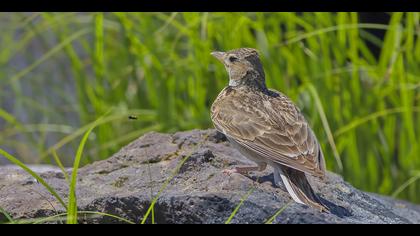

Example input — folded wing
[211,88,325,178]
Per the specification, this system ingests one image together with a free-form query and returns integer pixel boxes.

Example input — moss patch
[112,176,129,188]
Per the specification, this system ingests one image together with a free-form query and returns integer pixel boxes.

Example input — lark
[210,48,329,212]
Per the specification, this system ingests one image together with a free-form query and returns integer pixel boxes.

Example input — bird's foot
[222,166,261,176]
[222,168,239,176]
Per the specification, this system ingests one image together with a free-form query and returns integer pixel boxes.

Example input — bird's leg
[223,163,267,176]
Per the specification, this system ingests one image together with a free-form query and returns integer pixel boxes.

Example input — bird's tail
[274,164,330,213]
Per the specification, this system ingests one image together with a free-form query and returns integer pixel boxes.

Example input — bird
[210,48,329,212]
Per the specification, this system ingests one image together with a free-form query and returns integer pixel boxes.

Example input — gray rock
[2,165,65,173]
[0,129,419,224]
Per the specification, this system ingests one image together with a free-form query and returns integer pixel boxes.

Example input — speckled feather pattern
[210,47,328,212]
[211,86,326,178]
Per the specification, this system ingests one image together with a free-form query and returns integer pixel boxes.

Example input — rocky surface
[1,129,419,224]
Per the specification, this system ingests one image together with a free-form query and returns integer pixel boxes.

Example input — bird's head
[211,48,266,89]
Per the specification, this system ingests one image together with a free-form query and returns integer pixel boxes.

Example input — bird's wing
[211,87,326,178]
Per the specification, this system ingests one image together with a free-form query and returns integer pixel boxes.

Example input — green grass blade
[225,187,255,224]
[392,171,420,198]
[282,23,390,46]
[335,107,420,137]
[93,13,105,80]
[1,124,76,138]
[66,125,96,224]
[9,211,135,224]
[51,149,70,185]
[0,206,15,224]
[140,154,191,224]
[66,110,111,224]
[7,28,90,86]
[0,108,19,125]
[41,109,154,161]
[141,133,210,224]
[264,201,292,224]
[306,83,343,171]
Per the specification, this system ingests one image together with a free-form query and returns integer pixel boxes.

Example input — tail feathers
[276,165,329,213]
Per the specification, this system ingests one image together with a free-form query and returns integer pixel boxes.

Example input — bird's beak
[211,51,225,62]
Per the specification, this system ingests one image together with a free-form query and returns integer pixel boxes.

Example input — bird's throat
[228,79,240,87]
[229,71,268,92]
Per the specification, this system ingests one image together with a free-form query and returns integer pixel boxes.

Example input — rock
[2,165,65,173]
[0,129,419,224]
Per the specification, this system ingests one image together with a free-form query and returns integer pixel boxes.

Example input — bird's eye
[228,56,238,62]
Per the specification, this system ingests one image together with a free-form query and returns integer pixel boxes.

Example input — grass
[0,148,67,209]
[0,206,15,224]
[0,12,419,216]
[225,187,256,224]
[392,171,420,198]
[224,177,292,224]
[67,110,110,224]
[0,128,290,224]
[3,211,136,224]
[141,132,210,224]
[0,109,139,224]
[264,201,293,224]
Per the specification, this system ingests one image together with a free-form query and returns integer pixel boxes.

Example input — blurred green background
[0,12,419,203]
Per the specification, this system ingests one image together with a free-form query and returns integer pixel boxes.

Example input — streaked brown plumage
[210,48,329,212]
